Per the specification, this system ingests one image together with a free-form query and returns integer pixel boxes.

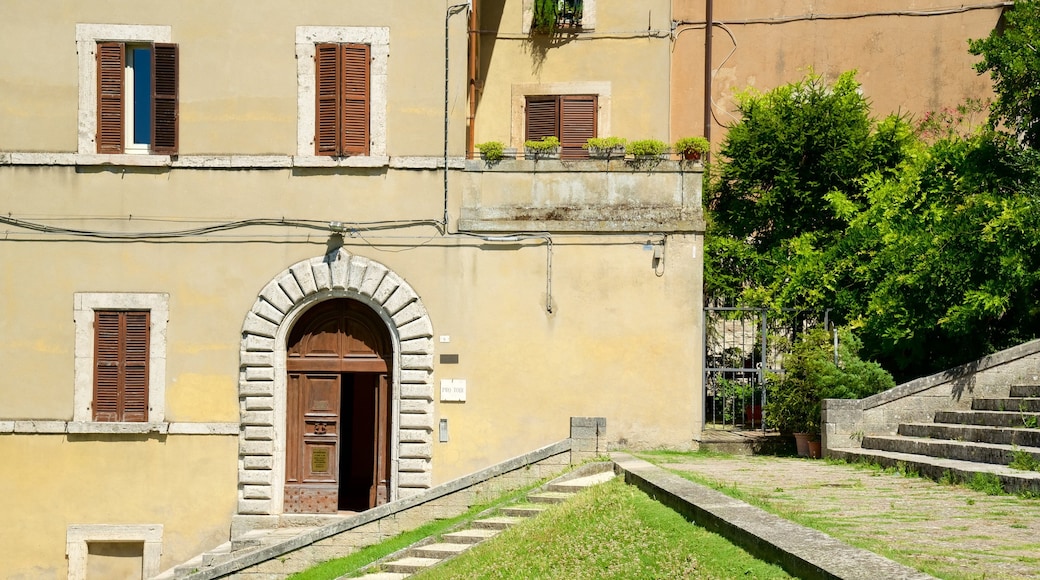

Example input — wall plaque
[311,448,329,473]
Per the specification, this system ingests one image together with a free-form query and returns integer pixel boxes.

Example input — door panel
[285,373,340,513]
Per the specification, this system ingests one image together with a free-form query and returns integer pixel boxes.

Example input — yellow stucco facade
[0,0,1001,577]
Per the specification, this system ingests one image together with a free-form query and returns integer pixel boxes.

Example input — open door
[284,299,392,514]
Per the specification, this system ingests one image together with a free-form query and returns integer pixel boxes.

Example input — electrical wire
[673,2,1010,27]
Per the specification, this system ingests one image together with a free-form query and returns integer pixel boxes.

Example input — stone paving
[647,453,1040,580]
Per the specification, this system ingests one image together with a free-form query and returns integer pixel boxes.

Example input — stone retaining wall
[823,340,1040,451]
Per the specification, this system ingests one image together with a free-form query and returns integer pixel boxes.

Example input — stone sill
[0,420,239,435]
[465,158,704,173]
[0,152,467,170]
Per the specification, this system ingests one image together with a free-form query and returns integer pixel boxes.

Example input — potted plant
[583,136,626,159]
[765,325,895,458]
[524,136,561,160]
[674,136,710,161]
[626,138,668,160]
[476,141,506,162]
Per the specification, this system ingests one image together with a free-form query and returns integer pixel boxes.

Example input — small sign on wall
[440,379,467,402]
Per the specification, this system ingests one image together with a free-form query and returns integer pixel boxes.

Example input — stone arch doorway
[285,299,392,513]
[236,249,434,519]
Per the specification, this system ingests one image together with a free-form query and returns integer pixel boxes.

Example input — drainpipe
[703,0,713,162]
[445,2,470,231]
[467,0,479,160]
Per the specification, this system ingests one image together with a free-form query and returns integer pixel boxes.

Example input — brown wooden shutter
[341,43,370,156]
[122,311,150,422]
[97,42,125,154]
[315,43,341,156]
[151,43,178,155]
[525,96,559,143]
[93,311,149,422]
[560,95,597,160]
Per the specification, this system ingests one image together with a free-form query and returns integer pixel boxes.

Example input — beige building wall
[671,0,1004,147]
[1,1,703,576]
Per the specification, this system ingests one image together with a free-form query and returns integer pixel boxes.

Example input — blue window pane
[132,47,152,145]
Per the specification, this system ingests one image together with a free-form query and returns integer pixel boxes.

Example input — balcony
[460,158,703,233]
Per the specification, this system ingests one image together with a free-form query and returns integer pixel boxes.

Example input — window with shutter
[315,43,371,157]
[95,41,178,155]
[93,310,150,422]
[524,94,598,159]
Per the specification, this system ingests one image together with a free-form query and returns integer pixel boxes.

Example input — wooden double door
[284,300,392,513]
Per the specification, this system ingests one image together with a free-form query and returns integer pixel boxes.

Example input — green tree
[969,0,1040,147]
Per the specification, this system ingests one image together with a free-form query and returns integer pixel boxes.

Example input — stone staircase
[348,469,616,579]
[831,384,1040,494]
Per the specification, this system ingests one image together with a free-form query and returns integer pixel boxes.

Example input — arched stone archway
[236,248,434,517]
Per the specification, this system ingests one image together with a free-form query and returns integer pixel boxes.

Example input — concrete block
[240,439,275,456]
[372,271,403,305]
[243,485,272,500]
[240,350,275,368]
[239,468,274,485]
[397,316,434,341]
[382,286,414,315]
[243,334,276,353]
[399,428,430,443]
[347,256,368,291]
[399,458,431,472]
[242,312,278,338]
[244,396,275,411]
[240,380,276,397]
[243,455,274,470]
[243,426,275,441]
[401,354,434,371]
[400,383,434,400]
[311,261,332,290]
[400,413,434,430]
[358,262,388,297]
[400,336,434,355]
[238,499,273,515]
[400,442,432,459]
[400,399,432,414]
[245,366,276,381]
[253,298,286,325]
[277,272,306,304]
[330,252,349,289]
[392,301,427,327]
[241,411,275,427]
[291,262,318,296]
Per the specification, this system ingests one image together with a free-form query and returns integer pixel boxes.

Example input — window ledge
[292,155,391,168]
[0,420,239,435]
[0,152,460,170]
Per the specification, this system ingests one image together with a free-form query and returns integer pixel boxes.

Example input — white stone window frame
[522,0,597,34]
[73,293,169,428]
[510,81,611,151]
[66,524,163,580]
[296,26,390,165]
[76,24,173,156]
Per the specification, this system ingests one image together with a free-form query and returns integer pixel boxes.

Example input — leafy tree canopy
[970,0,1040,147]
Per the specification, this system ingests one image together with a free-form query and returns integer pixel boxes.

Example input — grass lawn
[411,477,793,579]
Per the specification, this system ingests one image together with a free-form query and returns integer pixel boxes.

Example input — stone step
[410,542,471,559]
[863,435,1040,466]
[441,528,501,544]
[934,409,1040,428]
[500,505,546,518]
[1011,385,1040,398]
[899,422,1040,447]
[472,516,523,530]
[382,556,442,574]
[973,398,1040,412]
[547,470,616,492]
[830,447,1040,495]
[351,573,409,580]
[528,491,574,504]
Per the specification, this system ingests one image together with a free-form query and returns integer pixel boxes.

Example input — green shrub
[765,325,895,436]
[673,136,710,156]
[627,139,667,157]
[476,141,505,161]
[524,136,560,152]
[583,136,627,150]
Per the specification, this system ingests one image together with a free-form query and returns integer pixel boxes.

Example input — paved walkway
[644,453,1040,580]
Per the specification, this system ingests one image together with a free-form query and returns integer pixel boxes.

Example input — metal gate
[703,307,818,431]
